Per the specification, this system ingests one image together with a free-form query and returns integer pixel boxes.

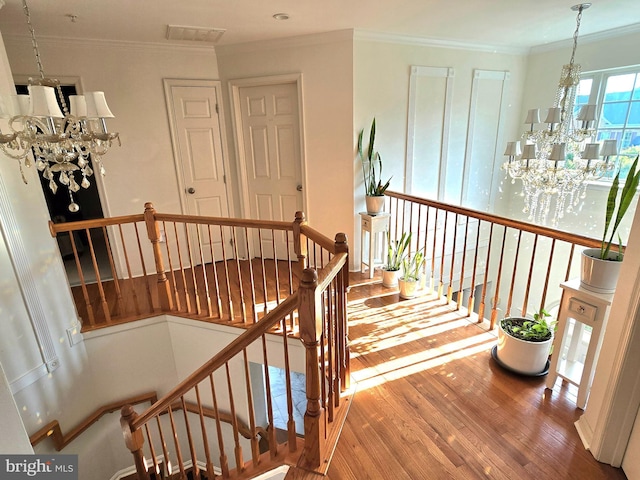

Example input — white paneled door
[165,80,230,263]
[236,81,303,259]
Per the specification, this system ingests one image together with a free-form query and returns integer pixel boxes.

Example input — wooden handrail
[154,213,294,231]
[49,214,145,236]
[386,190,605,249]
[30,392,158,450]
[316,252,348,292]
[132,292,300,429]
[300,225,338,254]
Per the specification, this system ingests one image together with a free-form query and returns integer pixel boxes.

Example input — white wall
[215,31,355,267]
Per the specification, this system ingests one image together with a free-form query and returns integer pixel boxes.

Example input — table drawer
[362,218,370,230]
[568,298,597,323]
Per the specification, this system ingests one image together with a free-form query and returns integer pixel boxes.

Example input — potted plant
[382,232,411,288]
[495,309,555,375]
[581,155,640,293]
[358,118,391,215]
[398,249,425,299]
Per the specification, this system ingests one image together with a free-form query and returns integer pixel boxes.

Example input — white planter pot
[398,278,419,299]
[365,195,385,215]
[496,319,552,375]
[382,269,399,287]
[580,248,623,294]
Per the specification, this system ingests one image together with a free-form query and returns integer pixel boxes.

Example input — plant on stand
[581,155,640,293]
[382,232,410,288]
[358,118,391,215]
[398,248,425,299]
[495,308,556,376]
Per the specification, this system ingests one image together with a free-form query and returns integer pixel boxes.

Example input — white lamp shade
[28,85,63,118]
[549,143,566,161]
[9,95,31,116]
[600,139,618,157]
[504,141,521,156]
[85,91,114,118]
[577,104,597,122]
[582,143,601,159]
[544,107,562,124]
[524,109,540,124]
[521,144,537,160]
[69,95,87,117]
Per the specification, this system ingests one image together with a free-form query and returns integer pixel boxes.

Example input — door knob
[187,187,196,194]
[296,185,303,192]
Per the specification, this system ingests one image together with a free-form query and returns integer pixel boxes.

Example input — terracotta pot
[398,278,419,299]
[496,319,552,375]
[365,195,385,215]
[382,269,399,287]
[580,248,622,294]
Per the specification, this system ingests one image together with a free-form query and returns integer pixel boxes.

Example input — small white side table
[545,278,614,409]
[359,212,390,279]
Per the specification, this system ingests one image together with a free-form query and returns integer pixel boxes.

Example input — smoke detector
[166,25,226,44]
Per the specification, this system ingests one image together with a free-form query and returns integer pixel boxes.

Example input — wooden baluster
[422,206,430,289]
[242,350,261,465]
[183,223,202,315]
[144,203,173,312]
[207,225,223,318]
[447,213,458,303]
[225,362,244,471]
[133,222,154,311]
[293,211,308,282]
[118,224,142,316]
[539,238,556,312]
[331,278,341,406]
[285,230,296,331]
[257,229,269,314]
[457,216,470,311]
[144,424,161,478]
[326,283,335,422]
[272,230,281,306]
[393,196,400,240]
[101,225,122,305]
[67,231,95,326]
[120,405,149,480]
[439,211,448,298]
[162,221,181,312]
[180,395,200,479]
[490,227,508,330]
[401,198,407,233]
[334,233,350,391]
[195,224,213,318]
[208,374,229,477]
[244,227,258,323]
[173,222,191,313]
[505,230,523,318]
[261,336,278,458]
[415,203,422,262]
[299,268,326,470]
[468,220,482,317]
[219,225,234,320]
[564,244,575,282]
[280,316,297,452]
[167,405,187,479]
[155,416,171,478]
[478,223,494,323]
[522,235,539,316]
[85,227,111,324]
[231,227,247,323]
[430,209,438,292]
[319,293,327,417]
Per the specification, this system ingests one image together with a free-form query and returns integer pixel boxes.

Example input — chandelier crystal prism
[0,0,119,212]
[503,3,617,226]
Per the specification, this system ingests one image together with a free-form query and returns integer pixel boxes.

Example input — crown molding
[531,22,640,55]
[2,33,218,55]
[215,29,354,56]
[353,30,528,56]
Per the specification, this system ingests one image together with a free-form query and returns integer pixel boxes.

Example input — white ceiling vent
[166,25,226,44]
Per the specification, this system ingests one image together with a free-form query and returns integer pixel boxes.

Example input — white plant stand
[359,212,390,279]
[545,278,614,409]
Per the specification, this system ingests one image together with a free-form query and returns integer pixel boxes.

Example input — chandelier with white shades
[0,0,119,212]
[503,3,618,226]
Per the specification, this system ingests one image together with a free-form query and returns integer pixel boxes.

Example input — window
[576,66,640,180]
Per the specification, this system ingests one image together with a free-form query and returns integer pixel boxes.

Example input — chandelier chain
[22,0,45,81]
[569,5,584,68]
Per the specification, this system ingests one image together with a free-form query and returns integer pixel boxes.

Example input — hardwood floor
[286,272,627,480]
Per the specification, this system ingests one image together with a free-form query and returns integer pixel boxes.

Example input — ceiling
[0,0,638,51]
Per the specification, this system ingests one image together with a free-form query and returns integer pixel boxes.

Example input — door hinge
[215,103,219,114]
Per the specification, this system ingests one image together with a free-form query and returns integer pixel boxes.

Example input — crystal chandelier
[503,3,618,226]
[0,0,119,212]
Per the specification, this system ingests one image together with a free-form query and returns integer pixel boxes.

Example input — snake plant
[357,118,391,197]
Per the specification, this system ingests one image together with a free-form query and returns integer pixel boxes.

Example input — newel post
[293,211,308,277]
[334,233,351,391]
[298,268,326,470]
[144,202,173,312]
[120,405,149,480]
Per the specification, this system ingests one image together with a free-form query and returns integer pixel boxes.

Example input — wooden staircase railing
[384,190,616,328]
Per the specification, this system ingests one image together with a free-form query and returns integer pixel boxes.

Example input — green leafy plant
[385,232,411,272]
[357,118,391,197]
[400,249,425,282]
[500,309,556,343]
[601,155,640,260]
